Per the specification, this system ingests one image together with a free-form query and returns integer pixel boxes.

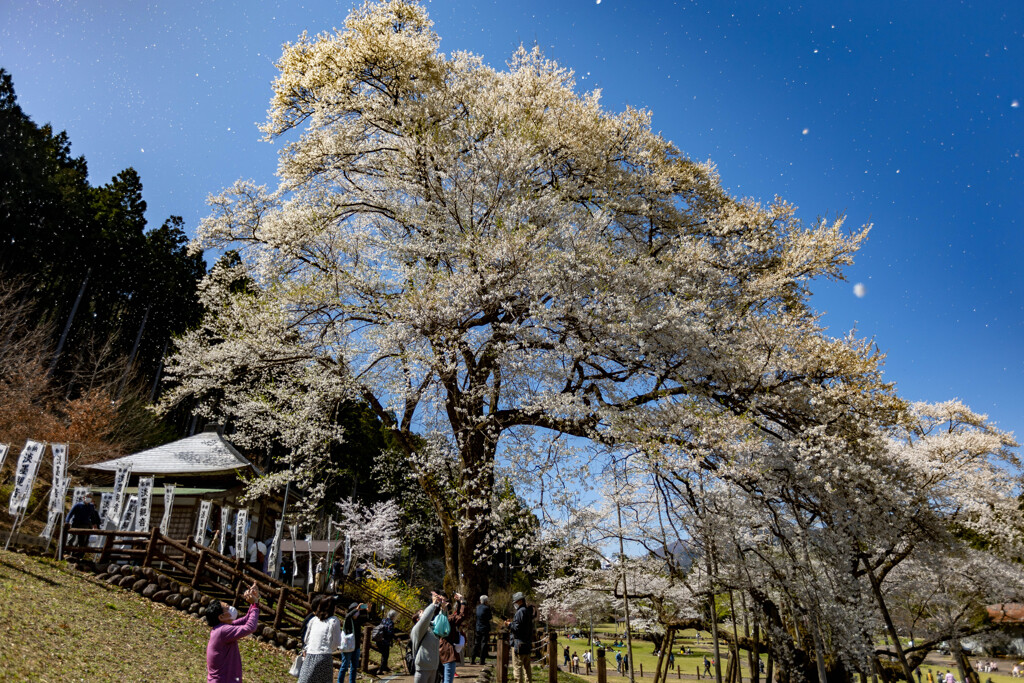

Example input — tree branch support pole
[497,629,510,683]
[548,631,558,683]
[361,624,373,671]
[708,594,723,683]
[617,500,636,683]
[863,560,914,683]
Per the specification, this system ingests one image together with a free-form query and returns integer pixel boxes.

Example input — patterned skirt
[298,653,335,683]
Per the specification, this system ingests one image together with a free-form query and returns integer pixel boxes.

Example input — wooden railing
[61,526,312,633]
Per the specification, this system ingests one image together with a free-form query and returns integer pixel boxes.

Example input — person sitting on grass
[205,582,260,683]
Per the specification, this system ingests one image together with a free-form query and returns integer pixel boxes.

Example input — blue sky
[2,0,1021,442]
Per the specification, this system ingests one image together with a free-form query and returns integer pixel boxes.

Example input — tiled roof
[281,539,344,553]
[987,603,1024,623]
[84,429,262,476]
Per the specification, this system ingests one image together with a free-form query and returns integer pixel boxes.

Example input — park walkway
[374,663,491,683]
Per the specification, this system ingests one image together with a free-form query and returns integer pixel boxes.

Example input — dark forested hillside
[0,68,205,389]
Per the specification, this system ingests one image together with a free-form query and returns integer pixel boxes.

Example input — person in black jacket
[376,609,397,673]
[507,592,533,683]
[65,493,101,554]
[470,595,493,665]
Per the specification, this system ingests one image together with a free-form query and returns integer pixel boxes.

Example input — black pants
[471,631,489,665]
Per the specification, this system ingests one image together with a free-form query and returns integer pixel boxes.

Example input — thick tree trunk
[456,523,490,600]
[951,639,977,683]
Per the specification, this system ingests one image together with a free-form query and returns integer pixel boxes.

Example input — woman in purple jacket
[205,582,260,682]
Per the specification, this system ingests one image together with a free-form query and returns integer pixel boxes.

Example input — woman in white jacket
[299,596,342,683]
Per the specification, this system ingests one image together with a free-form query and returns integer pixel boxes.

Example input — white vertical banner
[98,492,115,523]
[40,477,71,540]
[8,439,46,514]
[0,443,9,471]
[42,443,70,540]
[109,464,132,524]
[305,534,314,586]
[71,487,90,508]
[267,519,283,577]
[118,494,139,531]
[49,443,68,504]
[218,505,232,555]
[195,500,213,545]
[343,533,352,575]
[289,524,299,580]
[159,484,176,535]
[135,477,154,532]
[234,509,248,559]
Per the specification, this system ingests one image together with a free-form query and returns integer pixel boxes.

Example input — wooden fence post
[597,648,607,683]
[231,557,245,607]
[143,527,159,567]
[497,629,509,683]
[56,523,66,560]
[192,549,208,588]
[99,533,115,564]
[641,663,644,678]
[361,624,373,671]
[273,585,288,629]
[548,632,558,683]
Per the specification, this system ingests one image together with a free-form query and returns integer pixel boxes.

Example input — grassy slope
[0,549,295,682]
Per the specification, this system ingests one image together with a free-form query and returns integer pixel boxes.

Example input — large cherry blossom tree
[167,0,883,600]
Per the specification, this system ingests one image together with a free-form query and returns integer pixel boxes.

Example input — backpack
[371,622,387,644]
[405,637,422,675]
[432,612,451,638]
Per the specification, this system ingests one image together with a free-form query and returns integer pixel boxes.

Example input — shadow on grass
[0,556,62,587]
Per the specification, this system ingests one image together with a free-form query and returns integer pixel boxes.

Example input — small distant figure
[616,651,623,673]
[65,493,101,554]
[583,650,592,675]
[704,656,712,677]
[471,595,494,666]
[572,653,580,674]
[564,645,571,668]
[945,671,956,683]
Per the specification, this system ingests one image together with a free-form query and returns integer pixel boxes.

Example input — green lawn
[556,624,1021,683]
[0,549,296,682]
